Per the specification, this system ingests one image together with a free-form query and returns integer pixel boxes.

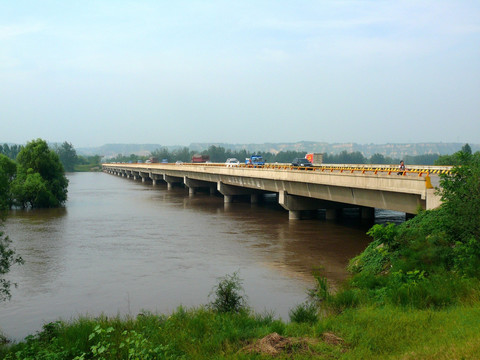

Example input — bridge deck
[102,163,448,217]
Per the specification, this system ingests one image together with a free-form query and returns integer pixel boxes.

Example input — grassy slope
[2,304,480,359]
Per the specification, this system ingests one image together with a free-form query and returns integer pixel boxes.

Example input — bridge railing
[107,162,452,176]
[104,162,452,175]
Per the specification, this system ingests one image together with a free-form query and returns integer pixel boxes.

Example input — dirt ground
[242,332,345,357]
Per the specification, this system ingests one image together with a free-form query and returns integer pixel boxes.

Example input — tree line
[109,145,448,165]
[3,142,475,172]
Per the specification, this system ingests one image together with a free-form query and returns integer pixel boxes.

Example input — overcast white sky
[1,1,479,148]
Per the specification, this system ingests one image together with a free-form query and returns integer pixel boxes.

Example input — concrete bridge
[102,163,449,220]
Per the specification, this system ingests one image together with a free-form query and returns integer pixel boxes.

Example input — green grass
[73,164,101,172]
[2,304,480,359]
[327,304,480,359]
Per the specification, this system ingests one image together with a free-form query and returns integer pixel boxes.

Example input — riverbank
[2,302,480,359]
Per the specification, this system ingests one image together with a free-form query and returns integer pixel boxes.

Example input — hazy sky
[1,1,479,148]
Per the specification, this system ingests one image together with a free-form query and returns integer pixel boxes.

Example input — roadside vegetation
[1,145,479,359]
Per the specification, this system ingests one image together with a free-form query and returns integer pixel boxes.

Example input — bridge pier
[217,182,260,204]
[184,177,216,197]
[139,172,151,183]
[279,191,325,220]
[164,174,183,190]
[150,174,163,186]
[360,206,375,220]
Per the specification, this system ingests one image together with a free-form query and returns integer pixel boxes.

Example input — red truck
[191,154,210,163]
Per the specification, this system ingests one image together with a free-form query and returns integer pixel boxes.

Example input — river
[0,172,403,341]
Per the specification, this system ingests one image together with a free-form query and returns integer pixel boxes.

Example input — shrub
[288,302,318,324]
[208,272,249,313]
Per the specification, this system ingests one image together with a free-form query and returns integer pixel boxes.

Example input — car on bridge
[225,158,240,167]
[291,158,313,167]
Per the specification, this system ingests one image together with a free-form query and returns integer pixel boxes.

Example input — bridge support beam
[150,174,163,186]
[184,177,216,197]
[279,191,325,220]
[139,172,150,183]
[164,174,183,190]
[217,182,260,204]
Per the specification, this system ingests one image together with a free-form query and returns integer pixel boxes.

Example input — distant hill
[77,141,479,159]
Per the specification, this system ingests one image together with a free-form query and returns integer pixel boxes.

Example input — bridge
[102,163,450,220]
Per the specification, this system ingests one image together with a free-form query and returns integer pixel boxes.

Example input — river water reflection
[0,172,402,341]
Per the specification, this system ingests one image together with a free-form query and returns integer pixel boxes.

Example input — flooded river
[0,172,402,341]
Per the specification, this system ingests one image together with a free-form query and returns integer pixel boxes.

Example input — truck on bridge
[245,155,265,166]
[191,154,210,163]
[305,153,323,166]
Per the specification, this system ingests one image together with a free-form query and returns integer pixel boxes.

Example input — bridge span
[102,163,448,220]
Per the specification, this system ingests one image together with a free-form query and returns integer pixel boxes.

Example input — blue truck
[245,155,265,166]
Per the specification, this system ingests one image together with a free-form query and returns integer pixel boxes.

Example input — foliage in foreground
[0,178,23,302]
[315,151,480,311]
[0,222,24,302]
[2,303,480,359]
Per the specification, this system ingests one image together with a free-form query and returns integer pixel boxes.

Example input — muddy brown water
[0,172,403,341]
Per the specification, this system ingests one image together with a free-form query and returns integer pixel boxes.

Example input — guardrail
[104,162,452,176]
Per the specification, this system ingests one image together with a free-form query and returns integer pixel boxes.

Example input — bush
[288,302,318,324]
[208,272,249,313]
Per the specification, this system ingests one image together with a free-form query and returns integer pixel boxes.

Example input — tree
[0,154,17,209]
[0,144,22,159]
[0,221,24,301]
[439,151,480,245]
[462,143,472,155]
[203,145,227,162]
[325,151,366,164]
[12,139,69,208]
[0,177,23,301]
[54,141,78,172]
[435,143,474,166]
[369,153,387,164]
